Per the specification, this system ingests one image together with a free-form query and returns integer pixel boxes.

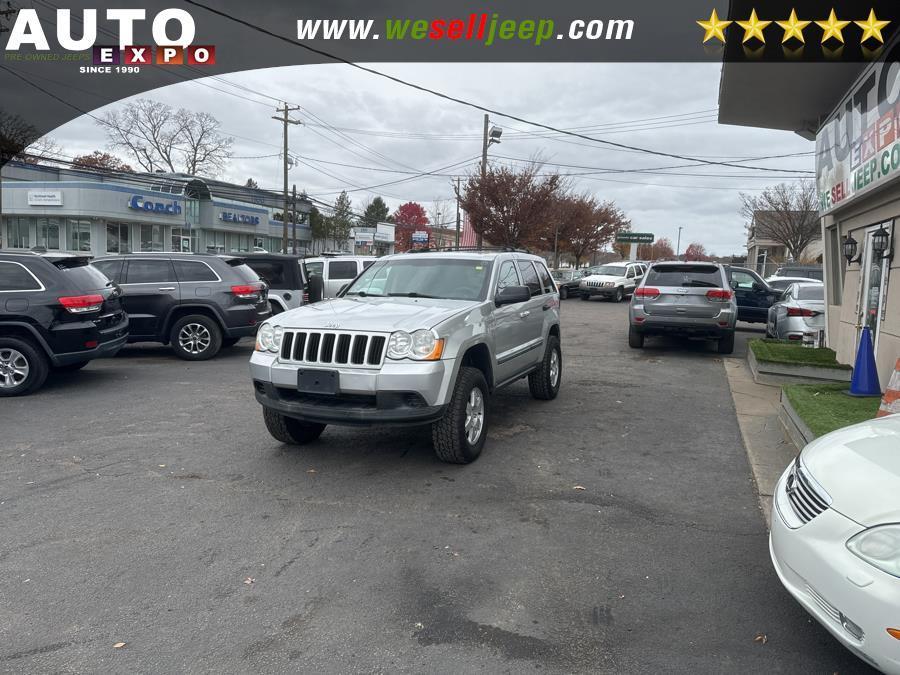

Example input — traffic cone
[847,327,882,397]
[876,358,900,417]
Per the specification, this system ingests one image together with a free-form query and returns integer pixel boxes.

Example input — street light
[488,125,502,146]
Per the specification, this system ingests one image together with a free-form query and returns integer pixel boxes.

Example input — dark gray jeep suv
[93,252,270,360]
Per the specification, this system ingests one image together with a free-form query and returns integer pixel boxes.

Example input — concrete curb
[778,391,816,452]
[748,347,852,386]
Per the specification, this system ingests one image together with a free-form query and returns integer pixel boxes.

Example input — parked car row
[1,250,271,396]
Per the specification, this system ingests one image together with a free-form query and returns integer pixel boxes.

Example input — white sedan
[770,414,900,673]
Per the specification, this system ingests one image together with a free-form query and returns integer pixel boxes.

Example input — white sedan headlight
[847,524,900,578]
[387,329,444,361]
[255,323,283,353]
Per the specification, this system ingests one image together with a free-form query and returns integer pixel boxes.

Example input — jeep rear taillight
[230,283,264,299]
[634,287,660,299]
[706,289,733,302]
[58,294,104,313]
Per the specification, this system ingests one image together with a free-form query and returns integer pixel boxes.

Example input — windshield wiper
[346,291,384,297]
[388,292,440,299]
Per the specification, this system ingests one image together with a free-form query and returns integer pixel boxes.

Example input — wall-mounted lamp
[872,224,893,261]
[842,233,861,264]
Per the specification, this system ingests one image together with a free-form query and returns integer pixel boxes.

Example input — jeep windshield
[588,265,627,276]
[345,258,494,301]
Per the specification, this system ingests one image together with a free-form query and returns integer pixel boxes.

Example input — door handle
[158,287,176,291]
[519,310,530,318]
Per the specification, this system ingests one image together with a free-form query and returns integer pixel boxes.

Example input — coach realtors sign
[816,40,900,214]
[615,232,654,244]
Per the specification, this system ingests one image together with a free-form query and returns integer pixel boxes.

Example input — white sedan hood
[801,415,900,526]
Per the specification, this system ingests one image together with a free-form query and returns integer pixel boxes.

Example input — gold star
[776,9,811,43]
[816,8,851,43]
[855,9,890,43]
[696,8,731,43]
[736,9,771,43]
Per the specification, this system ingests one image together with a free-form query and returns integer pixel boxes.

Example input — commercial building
[0,161,312,258]
[745,210,822,277]
[720,30,899,387]
[350,222,396,256]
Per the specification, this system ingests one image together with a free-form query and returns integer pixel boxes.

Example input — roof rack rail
[404,245,532,254]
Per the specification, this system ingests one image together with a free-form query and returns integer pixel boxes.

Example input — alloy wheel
[178,323,212,355]
[549,349,560,388]
[464,387,485,445]
[0,348,30,389]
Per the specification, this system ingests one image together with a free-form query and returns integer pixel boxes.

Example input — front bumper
[581,285,618,297]
[770,469,900,674]
[249,350,456,426]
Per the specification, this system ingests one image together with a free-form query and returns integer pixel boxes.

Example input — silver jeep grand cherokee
[250,250,562,463]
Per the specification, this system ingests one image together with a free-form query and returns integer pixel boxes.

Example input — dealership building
[0,160,313,257]
[720,32,900,387]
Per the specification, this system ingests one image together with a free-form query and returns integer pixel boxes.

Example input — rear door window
[0,261,43,291]
[329,260,359,280]
[124,259,176,284]
[646,265,723,288]
[516,260,542,296]
[174,260,219,282]
[536,262,555,293]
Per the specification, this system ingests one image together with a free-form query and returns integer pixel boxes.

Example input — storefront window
[171,227,198,253]
[5,216,31,248]
[36,218,60,249]
[139,224,164,252]
[106,223,130,253]
[68,218,91,252]
[205,230,225,253]
[253,236,266,250]
[226,232,251,252]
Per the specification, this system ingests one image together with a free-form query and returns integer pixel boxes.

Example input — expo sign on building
[817,41,900,214]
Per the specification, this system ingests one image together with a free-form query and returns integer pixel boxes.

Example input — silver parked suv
[250,250,562,463]
[628,261,737,354]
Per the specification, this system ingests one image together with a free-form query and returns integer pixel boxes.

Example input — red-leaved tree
[683,242,711,261]
[392,202,430,252]
[72,151,133,173]
[637,237,675,261]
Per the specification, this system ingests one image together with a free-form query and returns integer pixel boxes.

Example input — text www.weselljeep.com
[296,15,635,46]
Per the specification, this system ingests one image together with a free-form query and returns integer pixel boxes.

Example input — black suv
[0,251,129,396]
[724,265,781,323]
[92,253,269,360]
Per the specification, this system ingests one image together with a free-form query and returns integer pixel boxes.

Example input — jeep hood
[801,415,900,526]
[273,297,480,333]
[582,274,626,283]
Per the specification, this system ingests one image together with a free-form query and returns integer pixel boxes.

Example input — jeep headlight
[387,329,444,361]
[255,323,283,353]
[847,524,900,578]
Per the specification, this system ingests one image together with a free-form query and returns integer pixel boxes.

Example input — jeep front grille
[280,330,388,368]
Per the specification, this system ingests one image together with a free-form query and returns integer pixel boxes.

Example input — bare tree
[461,162,565,249]
[99,99,232,176]
[0,110,39,161]
[740,181,819,261]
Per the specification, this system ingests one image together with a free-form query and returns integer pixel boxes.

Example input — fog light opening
[839,612,864,640]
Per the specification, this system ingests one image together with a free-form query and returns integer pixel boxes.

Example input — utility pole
[478,114,489,248]
[272,102,302,253]
[291,184,297,255]
[676,226,684,259]
[455,177,461,248]
[553,224,560,269]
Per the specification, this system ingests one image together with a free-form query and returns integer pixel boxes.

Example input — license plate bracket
[297,369,339,395]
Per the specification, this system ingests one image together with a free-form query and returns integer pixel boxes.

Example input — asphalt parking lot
[1,299,873,673]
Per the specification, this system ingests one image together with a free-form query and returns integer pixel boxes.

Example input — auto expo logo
[2,8,216,67]
[128,195,182,215]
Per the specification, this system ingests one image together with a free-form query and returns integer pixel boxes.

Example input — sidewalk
[723,354,797,527]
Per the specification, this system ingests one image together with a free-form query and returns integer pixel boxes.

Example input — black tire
[263,407,326,444]
[0,337,49,397]
[431,366,489,464]
[717,332,735,355]
[614,286,625,303]
[169,314,223,361]
[528,335,562,400]
[53,360,89,373]
[559,286,568,300]
[307,275,324,303]
[628,325,644,349]
[221,337,241,348]
[580,293,590,301]
[269,300,283,315]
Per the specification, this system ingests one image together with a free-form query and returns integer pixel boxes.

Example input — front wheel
[263,407,326,444]
[559,286,568,300]
[0,338,49,397]
[432,366,489,464]
[169,315,223,361]
[528,335,561,400]
[614,286,625,303]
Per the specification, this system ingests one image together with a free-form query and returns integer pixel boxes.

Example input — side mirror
[752,282,766,293]
[495,285,531,306]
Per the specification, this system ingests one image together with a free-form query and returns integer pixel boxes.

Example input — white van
[303,255,378,299]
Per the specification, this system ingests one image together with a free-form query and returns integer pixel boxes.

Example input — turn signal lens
[887,628,900,640]
[59,294,103,313]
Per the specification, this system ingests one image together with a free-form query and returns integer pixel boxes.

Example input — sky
[45,62,815,256]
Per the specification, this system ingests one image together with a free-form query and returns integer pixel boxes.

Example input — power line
[180,0,813,175]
